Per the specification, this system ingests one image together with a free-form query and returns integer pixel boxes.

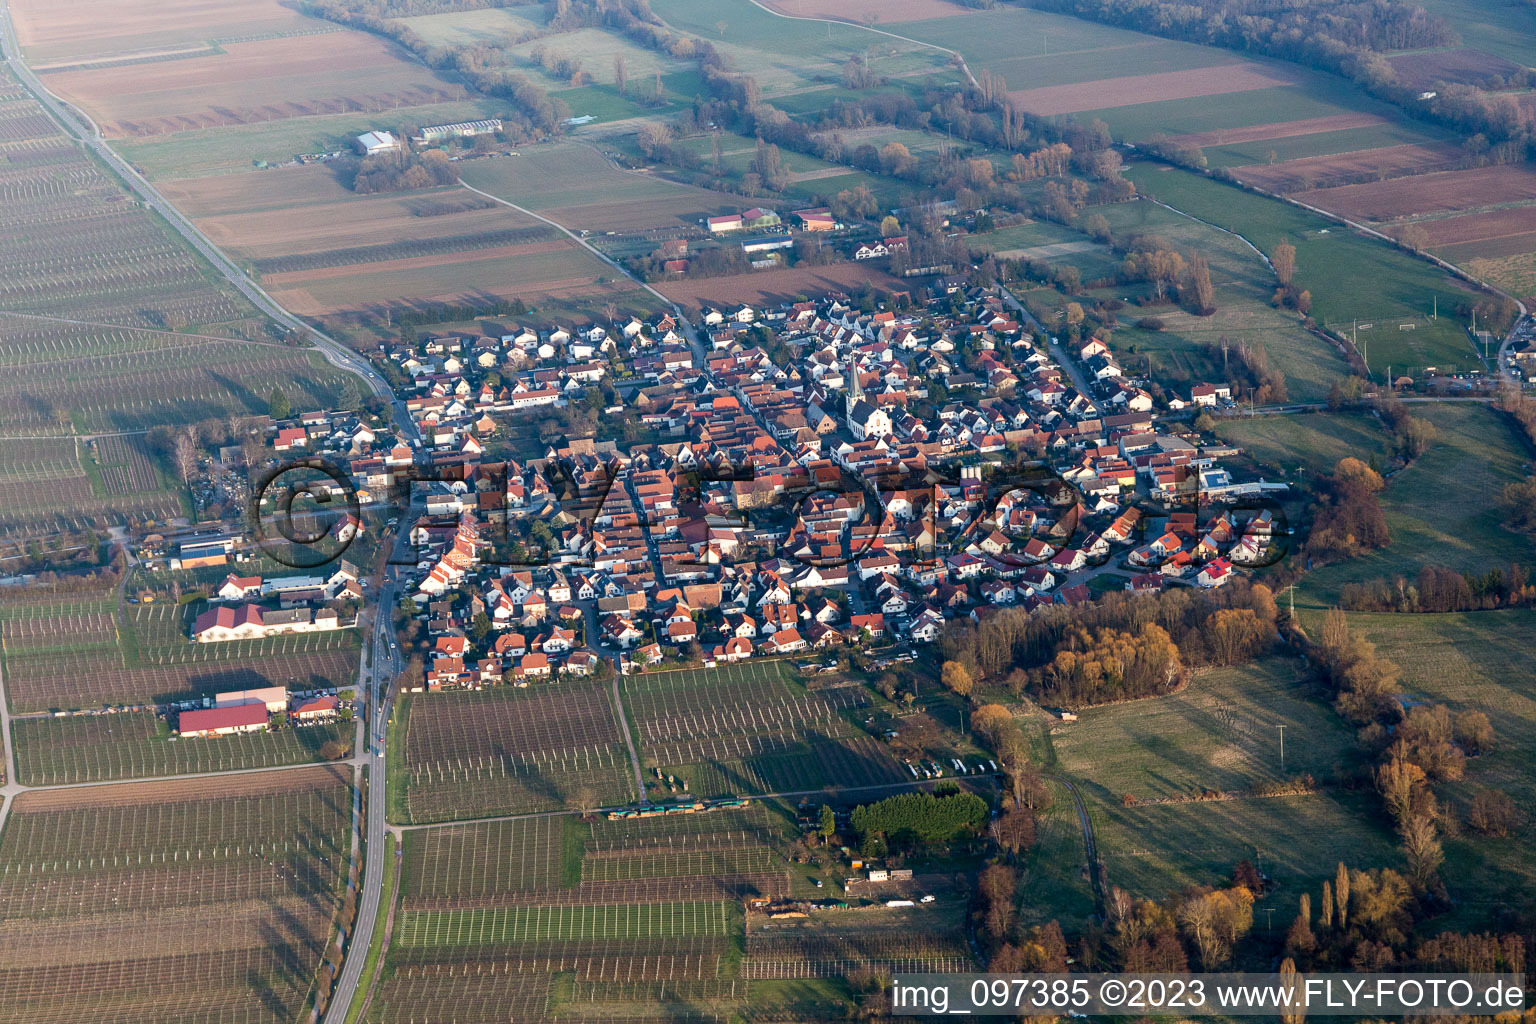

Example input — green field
[118,98,508,179]
[650,0,952,95]
[1089,196,1349,402]
[1091,82,1385,142]
[1124,163,1485,373]
[1298,402,1536,606]
[392,6,549,48]
[1215,411,1393,478]
[460,142,719,211]
[397,900,733,946]
[1053,660,1362,803]
[1202,122,1454,171]
[12,711,349,785]
[1414,0,1536,66]
[895,6,1230,88]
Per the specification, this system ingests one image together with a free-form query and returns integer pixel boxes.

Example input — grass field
[13,711,350,785]
[1015,777,1097,933]
[392,6,549,49]
[1088,197,1349,402]
[1052,659,1362,802]
[460,143,742,223]
[118,98,507,179]
[650,0,953,96]
[1323,610,1536,928]
[1298,402,1536,606]
[1125,163,1485,374]
[1414,0,1536,67]
[1215,411,1393,478]
[0,767,350,1024]
[1090,789,1399,905]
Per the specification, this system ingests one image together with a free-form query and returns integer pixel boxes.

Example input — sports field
[1124,164,1485,373]
[1088,197,1349,402]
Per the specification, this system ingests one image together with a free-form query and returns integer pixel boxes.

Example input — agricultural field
[391,6,550,49]
[622,661,909,797]
[650,0,956,97]
[12,711,351,786]
[116,97,509,179]
[9,0,333,65]
[1415,0,1536,67]
[1298,402,1536,607]
[1124,164,1485,374]
[743,901,975,978]
[761,0,970,22]
[0,81,363,534]
[459,143,746,231]
[391,682,636,824]
[658,261,910,313]
[1235,142,1464,193]
[372,807,785,1022]
[40,33,464,140]
[0,595,360,713]
[1087,196,1350,403]
[0,767,351,1024]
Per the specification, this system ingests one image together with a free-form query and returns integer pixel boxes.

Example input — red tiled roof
[179,702,268,734]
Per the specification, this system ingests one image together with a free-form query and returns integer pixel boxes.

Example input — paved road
[997,285,1104,416]
[326,542,409,1024]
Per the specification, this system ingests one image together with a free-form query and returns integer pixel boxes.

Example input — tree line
[941,580,1281,705]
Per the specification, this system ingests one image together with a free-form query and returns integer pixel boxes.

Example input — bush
[1136,317,1165,331]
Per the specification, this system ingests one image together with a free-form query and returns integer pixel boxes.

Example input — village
[139,283,1286,725]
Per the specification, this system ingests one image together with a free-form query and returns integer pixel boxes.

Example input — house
[178,702,268,738]
[291,695,340,722]
[708,213,744,234]
[1196,557,1234,588]
[713,636,753,662]
[665,618,698,645]
[1190,383,1232,407]
[216,574,263,601]
[191,604,266,643]
[849,613,885,639]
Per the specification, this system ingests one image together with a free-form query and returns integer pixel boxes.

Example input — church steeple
[845,362,864,413]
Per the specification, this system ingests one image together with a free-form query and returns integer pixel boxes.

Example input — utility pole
[1278,724,1286,772]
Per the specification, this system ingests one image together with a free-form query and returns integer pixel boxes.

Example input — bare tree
[613,53,627,95]
[173,429,198,485]
[1273,242,1297,286]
